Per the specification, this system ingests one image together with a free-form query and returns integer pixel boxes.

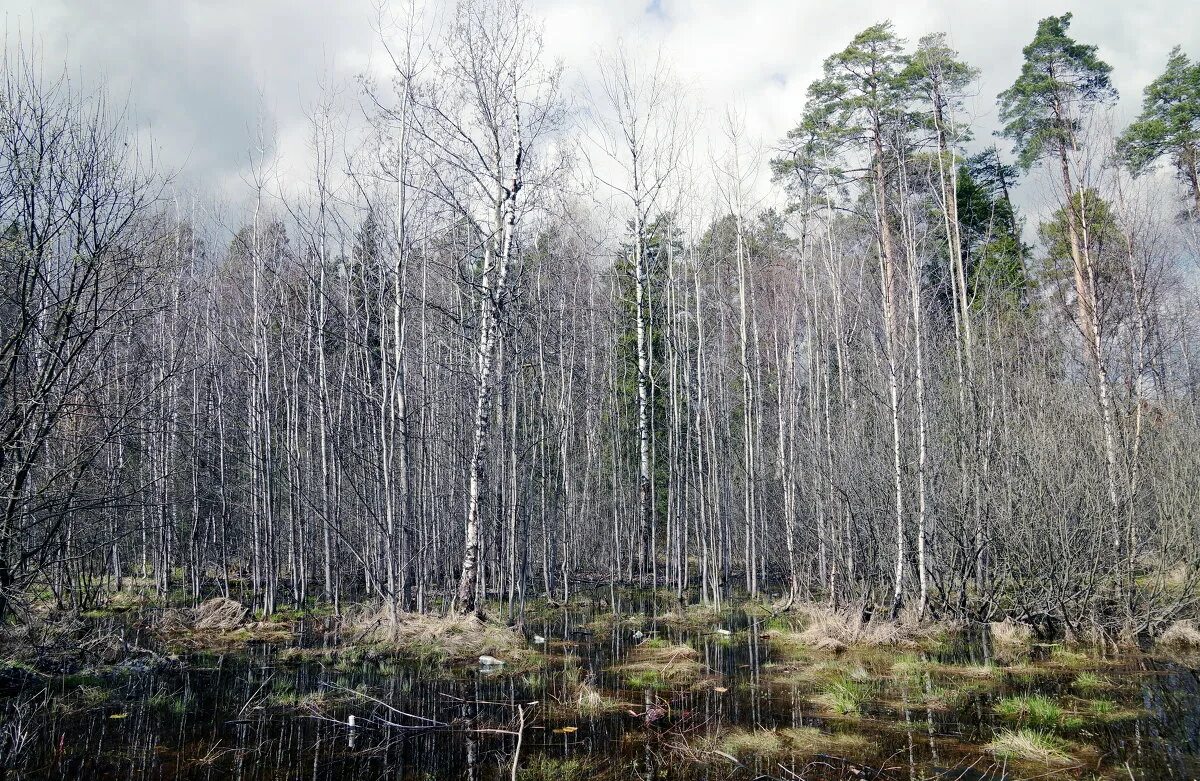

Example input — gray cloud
[5,0,376,195]
[4,0,1198,206]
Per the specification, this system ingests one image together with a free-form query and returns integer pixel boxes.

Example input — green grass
[1048,645,1093,668]
[1071,671,1111,693]
[1,658,39,676]
[995,695,1061,728]
[58,673,105,688]
[148,691,187,715]
[765,615,801,632]
[994,694,1084,732]
[818,677,874,716]
[623,669,667,690]
[890,654,929,677]
[610,641,700,689]
[74,685,113,707]
[560,655,583,687]
[1083,698,1138,722]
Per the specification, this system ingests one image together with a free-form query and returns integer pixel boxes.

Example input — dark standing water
[3,600,1199,780]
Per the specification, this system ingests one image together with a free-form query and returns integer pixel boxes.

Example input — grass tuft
[337,605,531,667]
[717,726,867,759]
[1083,698,1138,722]
[1048,645,1093,668]
[719,728,781,756]
[1071,671,1111,693]
[985,729,1074,765]
[610,641,700,690]
[988,619,1034,647]
[994,695,1063,730]
[817,676,874,716]
[1158,620,1200,648]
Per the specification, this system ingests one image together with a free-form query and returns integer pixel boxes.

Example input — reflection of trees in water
[4,615,1199,779]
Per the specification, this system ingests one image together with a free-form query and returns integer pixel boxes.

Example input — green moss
[59,673,105,688]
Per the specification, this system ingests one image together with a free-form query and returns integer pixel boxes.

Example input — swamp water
[3,600,1199,780]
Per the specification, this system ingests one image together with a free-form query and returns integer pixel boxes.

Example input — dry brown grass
[156,598,294,647]
[985,729,1074,765]
[337,604,528,663]
[989,618,1035,647]
[571,680,625,714]
[191,597,249,630]
[159,597,248,634]
[700,726,867,760]
[657,604,722,628]
[769,604,940,653]
[1158,620,1200,648]
[610,640,702,687]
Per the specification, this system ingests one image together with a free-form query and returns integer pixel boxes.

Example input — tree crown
[997,13,1116,169]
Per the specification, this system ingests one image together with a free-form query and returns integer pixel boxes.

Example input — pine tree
[1118,46,1200,217]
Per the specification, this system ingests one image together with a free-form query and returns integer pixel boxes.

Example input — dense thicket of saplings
[1,5,1199,641]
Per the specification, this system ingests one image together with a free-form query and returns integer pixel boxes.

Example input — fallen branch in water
[323,682,448,729]
[333,685,538,780]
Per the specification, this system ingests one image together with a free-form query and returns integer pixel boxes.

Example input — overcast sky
[5,0,1200,212]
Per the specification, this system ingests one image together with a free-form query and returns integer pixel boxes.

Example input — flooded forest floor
[2,588,1200,780]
